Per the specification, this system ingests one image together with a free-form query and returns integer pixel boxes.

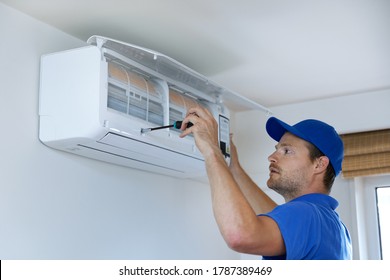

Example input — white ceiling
[2,0,389,107]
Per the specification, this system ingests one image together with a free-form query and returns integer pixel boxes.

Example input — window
[376,186,390,260]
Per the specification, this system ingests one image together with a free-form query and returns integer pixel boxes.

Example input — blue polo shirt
[260,193,352,260]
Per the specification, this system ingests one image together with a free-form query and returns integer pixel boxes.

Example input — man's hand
[179,106,220,159]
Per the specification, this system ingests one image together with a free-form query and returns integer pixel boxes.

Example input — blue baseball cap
[266,117,344,176]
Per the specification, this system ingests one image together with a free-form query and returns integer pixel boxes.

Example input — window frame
[375,185,390,260]
[355,175,390,259]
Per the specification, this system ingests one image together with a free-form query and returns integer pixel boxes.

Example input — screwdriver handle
[173,121,193,129]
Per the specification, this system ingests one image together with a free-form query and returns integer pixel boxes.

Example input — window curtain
[340,129,390,178]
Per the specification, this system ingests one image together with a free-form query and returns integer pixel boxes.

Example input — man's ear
[314,156,330,174]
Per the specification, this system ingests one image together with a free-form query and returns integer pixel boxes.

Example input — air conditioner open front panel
[88,35,271,113]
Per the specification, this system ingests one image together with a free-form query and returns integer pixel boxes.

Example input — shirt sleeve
[259,201,320,260]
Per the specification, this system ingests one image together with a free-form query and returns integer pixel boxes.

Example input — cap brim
[266,117,307,142]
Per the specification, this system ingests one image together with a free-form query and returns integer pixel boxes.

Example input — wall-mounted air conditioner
[39,35,270,178]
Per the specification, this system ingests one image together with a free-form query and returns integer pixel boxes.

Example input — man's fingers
[179,114,198,138]
[186,106,213,119]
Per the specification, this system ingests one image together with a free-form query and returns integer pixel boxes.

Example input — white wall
[232,90,390,259]
[0,3,237,260]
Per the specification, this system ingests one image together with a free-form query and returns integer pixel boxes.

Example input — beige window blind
[341,129,390,178]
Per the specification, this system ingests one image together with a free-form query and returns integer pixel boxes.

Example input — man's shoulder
[267,199,317,218]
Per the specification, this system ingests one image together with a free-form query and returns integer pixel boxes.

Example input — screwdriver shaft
[141,121,193,134]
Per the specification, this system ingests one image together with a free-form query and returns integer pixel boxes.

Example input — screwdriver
[141,121,193,134]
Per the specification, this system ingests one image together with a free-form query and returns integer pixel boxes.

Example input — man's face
[267,132,315,200]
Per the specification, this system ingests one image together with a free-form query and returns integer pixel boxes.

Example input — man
[180,106,352,260]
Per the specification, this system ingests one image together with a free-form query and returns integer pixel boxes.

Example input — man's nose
[268,151,277,163]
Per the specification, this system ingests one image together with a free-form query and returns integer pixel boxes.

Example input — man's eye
[284,148,292,154]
